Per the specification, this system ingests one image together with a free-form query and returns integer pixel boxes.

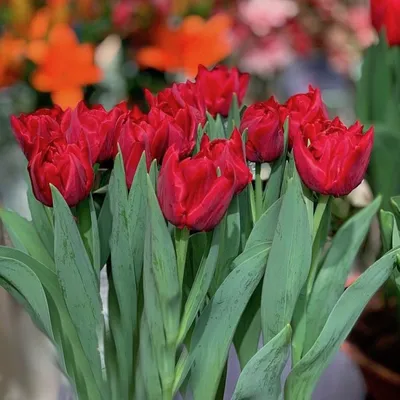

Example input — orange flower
[136,14,233,78]
[29,24,102,109]
[0,33,26,87]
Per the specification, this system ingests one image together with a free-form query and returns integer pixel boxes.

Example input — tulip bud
[195,64,250,117]
[157,146,236,232]
[240,96,284,163]
[10,106,64,159]
[371,0,400,46]
[28,134,94,207]
[282,86,328,149]
[116,114,154,188]
[196,128,252,194]
[293,118,374,197]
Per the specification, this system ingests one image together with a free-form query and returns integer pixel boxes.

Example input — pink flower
[238,0,298,37]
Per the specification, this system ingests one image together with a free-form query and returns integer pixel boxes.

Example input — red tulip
[116,113,154,188]
[145,80,206,126]
[147,106,197,161]
[196,128,252,193]
[240,96,284,163]
[157,146,236,231]
[293,118,374,197]
[28,133,94,207]
[371,0,400,46]
[282,86,328,148]
[10,106,64,159]
[61,101,128,164]
[195,64,250,117]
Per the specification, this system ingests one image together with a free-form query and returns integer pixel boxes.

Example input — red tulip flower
[282,86,328,148]
[10,106,64,159]
[28,133,94,207]
[145,80,206,126]
[116,113,154,188]
[60,101,129,164]
[157,146,236,232]
[371,0,400,46]
[196,128,252,194]
[240,97,284,163]
[293,118,374,197]
[195,65,250,117]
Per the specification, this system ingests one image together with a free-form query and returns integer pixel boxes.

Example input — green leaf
[137,313,163,399]
[232,325,291,400]
[211,196,241,293]
[77,195,101,274]
[284,247,399,399]
[239,186,253,251]
[0,247,101,398]
[108,153,137,396]
[0,257,53,339]
[98,191,112,268]
[189,244,270,399]
[178,222,223,344]
[27,182,54,259]
[128,153,148,283]
[149,159,159,191]
[303,196,381,353]
[188,199,281,399]
[261,175,312,344]
[380,210,395,253]
[226,93,241,134]
[51,186,105,398]
[144,175,181,396]
[0,209,55,270]
[263,119,289,211]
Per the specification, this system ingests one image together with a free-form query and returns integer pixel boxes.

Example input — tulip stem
[255,163,263,221]
[175,227,190,288]
[307,195,330,296]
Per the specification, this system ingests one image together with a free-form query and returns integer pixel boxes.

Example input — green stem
[307,195,330,296]
[175,227,190,288]
[255,163,263,221]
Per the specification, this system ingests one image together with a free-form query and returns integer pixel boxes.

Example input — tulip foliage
[0,65,398,400]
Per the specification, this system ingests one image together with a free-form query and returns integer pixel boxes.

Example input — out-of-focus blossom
[0,33,26,88]
[29,24,102,109]
[136,14,233,78]
[239,35,294,76]
[238,0,298,37]
[347,6,375,48]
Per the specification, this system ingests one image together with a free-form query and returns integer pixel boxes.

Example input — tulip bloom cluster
[11,65,373,231]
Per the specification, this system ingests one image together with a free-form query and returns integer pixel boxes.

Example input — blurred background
[0,1,378,399]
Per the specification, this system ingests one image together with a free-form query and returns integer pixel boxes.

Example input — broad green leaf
[149,159,159,191]
[188,198,281,399]
[137,313,163,399]
[304,196,381,353]
[211,197,240,293]
[226,93,240,134]
[52,187,105,397]
[233,283,262,369]
[144,175,181,395]
[232,325,291,400]
[127,154,148,283]
[0,257,53,339]
[108,153,137,396]
[0,209,55,269]
[77,195,101,274]
[0,247,102,398]
[189,244,270,400]
[178,222,223,344]
[263,119,289,211]
[284,247,399,399]
[380,210,395,253]
[27,183,54,259]
[261,175,312,343]
[98,191,112,268]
